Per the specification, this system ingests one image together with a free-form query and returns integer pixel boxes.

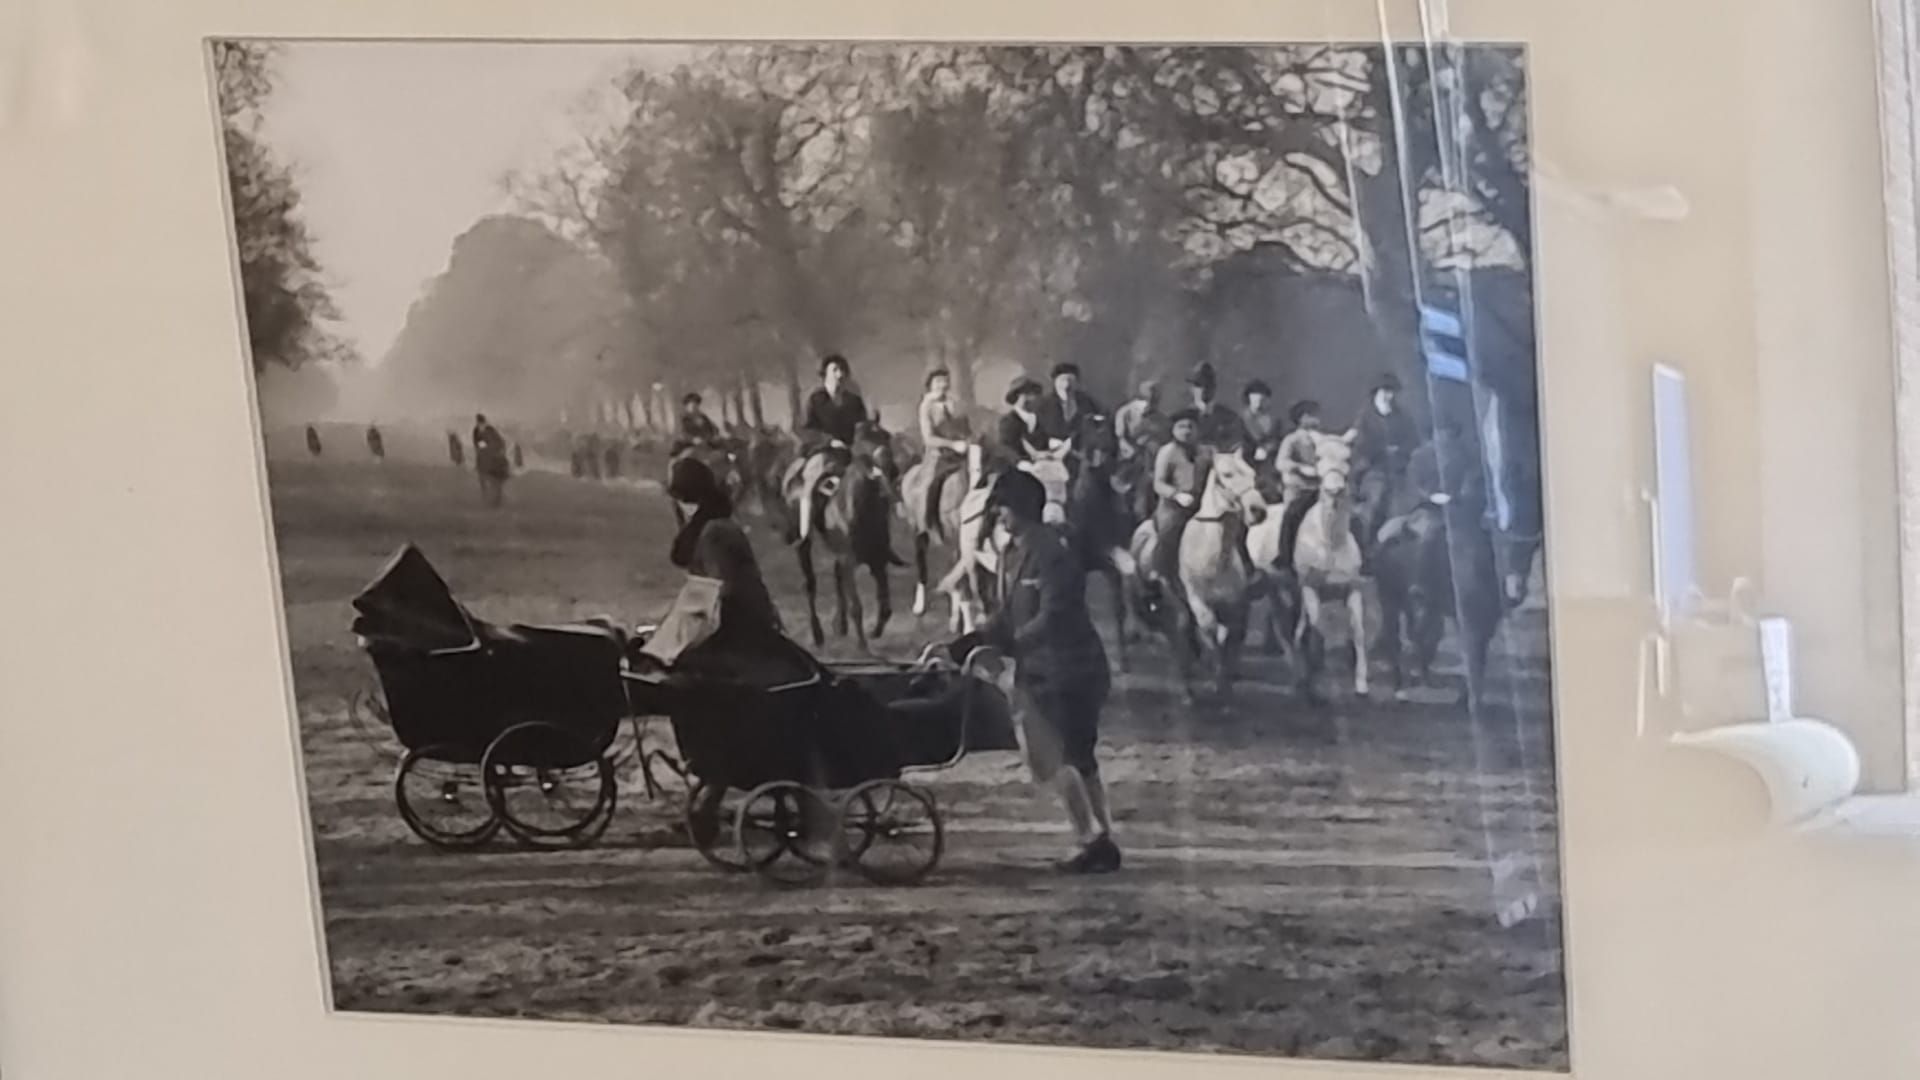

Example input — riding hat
[1005,375,1044,406]
[986,468,1047,522]
[1188,362,1218,390]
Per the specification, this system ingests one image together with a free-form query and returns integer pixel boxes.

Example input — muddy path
[271,461,1569,1071]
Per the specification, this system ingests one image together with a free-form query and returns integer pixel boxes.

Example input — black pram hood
[351,544,481,653]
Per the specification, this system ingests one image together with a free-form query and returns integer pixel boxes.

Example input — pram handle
[902,643,1003,775]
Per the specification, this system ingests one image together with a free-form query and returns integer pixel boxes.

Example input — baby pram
[622,587,1019,886]
[350,545,1019,883]
[351,544,632,850]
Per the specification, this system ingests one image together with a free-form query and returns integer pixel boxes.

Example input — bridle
[1191,458,1260,525]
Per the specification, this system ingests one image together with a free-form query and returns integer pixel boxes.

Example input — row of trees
[502,43,1531,423]
[214,41,351,375]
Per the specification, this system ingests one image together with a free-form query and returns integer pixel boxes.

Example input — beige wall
[3,2,1920,1080]
[1513,0,1907,788]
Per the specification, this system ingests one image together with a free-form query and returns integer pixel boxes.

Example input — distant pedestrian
[305,425,323,458]
[365,424,385,461]
[472,413,510,508]
[447,432,465,467]
[512,443,525,470]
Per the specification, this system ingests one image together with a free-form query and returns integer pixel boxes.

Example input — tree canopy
[213,41,350,373]
[500,42,1531,419]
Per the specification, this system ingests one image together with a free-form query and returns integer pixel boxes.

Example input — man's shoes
[1055,834,1122,875]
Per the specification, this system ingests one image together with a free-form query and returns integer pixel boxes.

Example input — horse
[1062,419,1137,669]
[1372,444,1509,708]
[1283,433,1376,704]
[899,442,993,632]
[795,431,902,649]
[747,428,797,519]
[1129,446,1267,704]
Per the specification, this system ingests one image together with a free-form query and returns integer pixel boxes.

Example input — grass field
[269,453,1569,1071]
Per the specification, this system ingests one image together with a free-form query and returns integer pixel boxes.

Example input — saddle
[781,451,846,541]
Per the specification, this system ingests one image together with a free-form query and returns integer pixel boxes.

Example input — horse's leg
[832,557,852,639]
[912,532,931,616]
[1219,604,1247,703]
[1188,594,1224,705]
[1167,596,1199,703]
[798,539,825,646]
[1416,603,1445,687]
[1348,586,1371,699]
[869,560,891,640]
[1298,586,1326,705]
[1380,591,1407,699]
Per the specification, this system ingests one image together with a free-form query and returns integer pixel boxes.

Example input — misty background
[215,40,1534,452]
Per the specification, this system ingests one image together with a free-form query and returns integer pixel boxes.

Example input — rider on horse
[995,375,1054,472]
[1038,362,1103,447]
[1148,409,1206,604]
[788,353,871,542]
[1275,399,1330,569]
[916,367,973,540]
[1351,373,1420,546]
[672,392,720,456]
[1113,377,1166,464]
[1241,379,1283,467]
[1186,363,1244,452]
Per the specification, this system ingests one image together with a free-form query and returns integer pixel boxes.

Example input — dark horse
[1063,419,1138,670]
[795,430,902,650]
[1372,437,1508,708]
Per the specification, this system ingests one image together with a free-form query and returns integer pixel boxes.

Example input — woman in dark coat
[665,456,813,686]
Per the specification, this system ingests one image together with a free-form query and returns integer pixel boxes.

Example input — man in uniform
[952,469,1119,874]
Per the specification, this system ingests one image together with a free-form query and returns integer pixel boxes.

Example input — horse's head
[1080,416,1118,472]
[1313,436,1356,500]
[1020,443,1074,521]
[1204,447,1269,524]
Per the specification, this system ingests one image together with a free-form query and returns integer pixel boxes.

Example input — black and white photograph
[212,38,1564,1071]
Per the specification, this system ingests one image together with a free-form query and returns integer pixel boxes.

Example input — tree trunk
[781,352,804,428]
[747,377,767,427]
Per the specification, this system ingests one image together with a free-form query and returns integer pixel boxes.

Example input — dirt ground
[271,456,1569,1071]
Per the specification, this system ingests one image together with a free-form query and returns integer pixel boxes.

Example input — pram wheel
[840,780,943,885]
[481,722,617,849]
[734,781,838,888]
[395,746,500,850]
[684,779,749,872]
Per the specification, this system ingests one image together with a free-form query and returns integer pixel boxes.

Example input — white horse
[931,440,1096,635]
[1022,441,1074,527]
[1130,447,1267,702]
[902,442,990,631]
[1288,433,1375,702]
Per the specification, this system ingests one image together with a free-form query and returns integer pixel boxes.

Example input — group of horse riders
[665,349,1483,618]
[911,359,1445,603]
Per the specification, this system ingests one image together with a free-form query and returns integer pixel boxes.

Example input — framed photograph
[211,31,1566,1073]
[6,3,1919,1080]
